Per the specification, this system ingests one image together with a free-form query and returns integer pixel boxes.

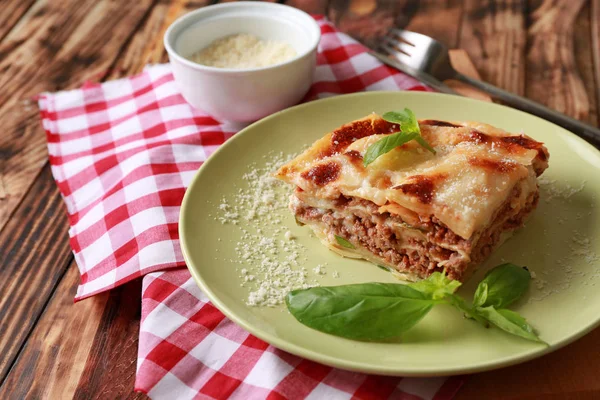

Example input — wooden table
[1,0,599,398]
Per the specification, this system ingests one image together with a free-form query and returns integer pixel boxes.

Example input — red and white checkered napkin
[139,269,464,399]
[39,16,464,400]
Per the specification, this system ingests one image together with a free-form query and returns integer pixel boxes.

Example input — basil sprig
[286,263,546,344]
[363,109,435,166]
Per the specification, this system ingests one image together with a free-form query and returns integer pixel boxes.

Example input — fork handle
[455,72,600,148]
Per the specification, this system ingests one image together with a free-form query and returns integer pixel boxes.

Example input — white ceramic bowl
[164,2,321,122]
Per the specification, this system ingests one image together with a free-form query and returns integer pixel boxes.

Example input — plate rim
[180,91,600,376]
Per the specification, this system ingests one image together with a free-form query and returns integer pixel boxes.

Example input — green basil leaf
[377,265,393,272]
[408,271,461,300]
[286,283,436,340]
[475,263,531,308]
[446,295,488,327]
[415,136,437,154]
[382,109,435,155]
[382,109,418,131]
[335,235,355,249]
[473,282,488,308]
[477,306,546,344]
[363,131,419,166]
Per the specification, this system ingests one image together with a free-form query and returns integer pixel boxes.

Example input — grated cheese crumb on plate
[284,231,295,240]
[214,152,320,307]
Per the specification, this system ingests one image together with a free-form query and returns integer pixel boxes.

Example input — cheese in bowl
[275,110,549,283]
[164,2,320,122]
[188,33,297,69]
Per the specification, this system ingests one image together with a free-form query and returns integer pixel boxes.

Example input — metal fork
[379,28,600,147]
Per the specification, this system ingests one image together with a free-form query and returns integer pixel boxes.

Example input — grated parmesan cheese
[284,231,295,241]
[214,152,320,307]
[313,264,326,275]
[189,33,297,69]
[529,229,599,302]
[538,177,586,203]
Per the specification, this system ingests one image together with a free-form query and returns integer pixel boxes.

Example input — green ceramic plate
[180,92,600,376]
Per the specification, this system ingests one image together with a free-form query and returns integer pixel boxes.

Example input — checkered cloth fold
[39,16,463,399]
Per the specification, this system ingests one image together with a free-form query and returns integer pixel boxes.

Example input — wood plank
[72,279,144,399]
[0,263,108,398]
[328,0,463,48]
[572,0,599,126]
[447,49,493,102]
[327,0,395,47]
[0,165,72,382]
[400,0,463,49]
[525,0,589,119]
[0,0,155,236]
[0,260,145,399]
[456,326,600,399]
[0,0,37,42]
[108,0,212,80]
[459,0,527,95]
[285,0,329,15]
[592,0,600,126]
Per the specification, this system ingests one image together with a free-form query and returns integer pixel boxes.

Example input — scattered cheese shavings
[313,264,326,275]
[530,229,599,302]
[538,177,586,203]
[284,231,295,241]
[215,151,320,307]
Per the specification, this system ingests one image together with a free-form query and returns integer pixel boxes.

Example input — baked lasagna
[274,113,549,282]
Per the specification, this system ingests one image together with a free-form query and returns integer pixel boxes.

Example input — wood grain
[526,0,589,119]
[0,0,37,42]
[401,0,463,48]
[0,0,154,237]
[0,261,145,400]
[592,0,600,126]
[447,49,493,102]
[0,164,72,382]
[328,0,406,47]
[286,0,329,15]
[459,0,527,96]
[328,0,463,49]
[108,0,212,80]
[572,0,599,126]
[108,0,173,79]
[0,263,109,399]
[72,279,143,400]
[456,326,600,399]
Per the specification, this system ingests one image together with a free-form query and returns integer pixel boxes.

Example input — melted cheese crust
[275,114,549,239]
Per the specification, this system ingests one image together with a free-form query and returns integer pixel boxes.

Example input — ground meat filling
[292,186,539,282]
[295,205,458,279]
[328,193,471,251]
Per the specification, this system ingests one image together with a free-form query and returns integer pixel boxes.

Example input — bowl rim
[163,2,321,74]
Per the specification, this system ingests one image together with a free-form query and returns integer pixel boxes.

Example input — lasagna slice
[274,113,549,282]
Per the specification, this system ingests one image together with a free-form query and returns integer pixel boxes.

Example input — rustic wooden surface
[0,0,599,398]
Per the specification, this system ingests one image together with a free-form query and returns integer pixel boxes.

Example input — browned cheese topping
[300,162,340,186]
